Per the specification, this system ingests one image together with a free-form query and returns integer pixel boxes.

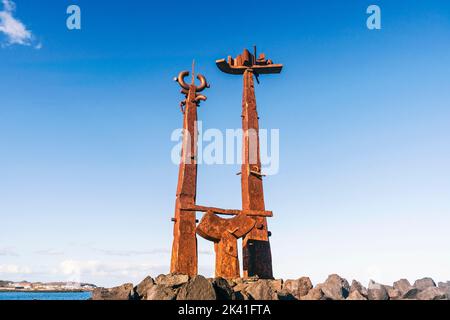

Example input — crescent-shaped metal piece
[195,95,207,103]
[177,71,209,93]
[195,74,208,92]
[196,212,256,242]
[177,71,190,90]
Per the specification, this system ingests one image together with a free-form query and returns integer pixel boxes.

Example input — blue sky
[1,0,450,287]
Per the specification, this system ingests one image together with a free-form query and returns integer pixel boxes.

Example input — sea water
[0,292,92,300]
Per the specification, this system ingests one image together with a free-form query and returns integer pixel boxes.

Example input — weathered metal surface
[197,212,256,279]
[216,48,283,279]
[170,67,209,276]
[216,48,283,75]
[241,68,273,279]
[169,50,281,279]
[181,205,273,217]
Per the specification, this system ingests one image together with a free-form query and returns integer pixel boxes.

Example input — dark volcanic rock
[245,280,278,300]
[417,287,447,300]
[211,277,234,300]
[387,288,402,300]
[91,274,450,301]
[270,279,283,292]
[134,276,155,299]
[284,277,313,299]
[232,282,250,300]
[234,291,250,300]
[350,280,368,298]
[277,289,296,300]
[393,279,418,299]
[231,279,283,301]
[393,279,411,294]
[320,274,350,300]
[414,278,436,291]
[347,290,367,300]
[92,283,135,300]
[177,275,216,300]
[146,284,178,300]
[300,286,324,300]
[155,274,189,288]
[367,280,389,300]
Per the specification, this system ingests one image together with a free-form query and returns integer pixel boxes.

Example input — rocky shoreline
[92,274,450,300]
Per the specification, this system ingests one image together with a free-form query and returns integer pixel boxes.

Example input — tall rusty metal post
[170,65,208,276]
[216,48,283,279]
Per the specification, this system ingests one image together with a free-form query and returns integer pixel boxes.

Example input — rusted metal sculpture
[170,50,281,280]
[170,63,208,276]
[216,48,283,279]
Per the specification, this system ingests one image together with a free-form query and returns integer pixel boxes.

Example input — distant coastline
[0,280,96,293]
[0,289,92,293]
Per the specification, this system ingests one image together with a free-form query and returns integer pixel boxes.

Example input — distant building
[14,282,32,290]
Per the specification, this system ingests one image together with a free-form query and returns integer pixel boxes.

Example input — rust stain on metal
[170,64,209,276]
[182,205,273,217]
[216,48,283,279]
[197,212,255,279]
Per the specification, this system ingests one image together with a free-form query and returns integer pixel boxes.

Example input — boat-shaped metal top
[216,48,283,75]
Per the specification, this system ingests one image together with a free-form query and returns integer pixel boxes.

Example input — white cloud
[0,264,32,274]
[2,0,13,11]
[34,249,64,256]
[0,0,38,47]
[0,247,19,256]
[95,248,170,257]
[54,260,166,282]
[94,248,213,257]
